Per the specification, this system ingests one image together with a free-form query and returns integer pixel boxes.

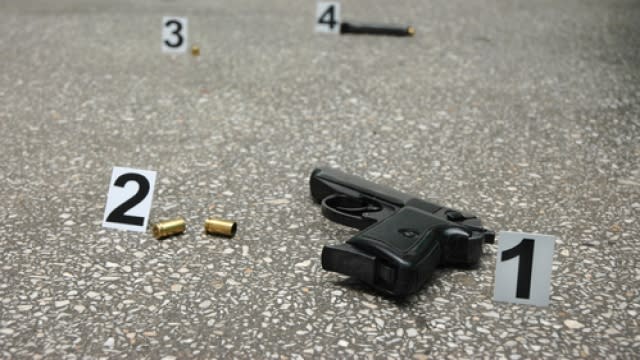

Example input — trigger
[326,194,381,214]
[321,195,378,230]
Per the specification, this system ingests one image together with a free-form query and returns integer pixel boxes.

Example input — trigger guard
[321,195,378,230]
[324,194,382,213]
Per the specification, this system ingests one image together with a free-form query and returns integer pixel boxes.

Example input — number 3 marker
[103,167,157,232]
[494,231,555,306]
[162,16,188,53]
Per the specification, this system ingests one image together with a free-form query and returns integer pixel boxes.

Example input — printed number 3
[105,173,150,226]
[318,5,337,29]
[164,20,184,48]
[501,238,535,299]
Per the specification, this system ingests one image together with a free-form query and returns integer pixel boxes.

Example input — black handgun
[310,167,495,297]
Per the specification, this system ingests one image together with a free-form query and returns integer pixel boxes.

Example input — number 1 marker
[494,231,555,306]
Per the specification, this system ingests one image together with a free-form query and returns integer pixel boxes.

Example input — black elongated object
[340,22,415,37]
[310,167,494,297]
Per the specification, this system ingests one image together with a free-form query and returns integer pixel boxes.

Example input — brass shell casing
[152,217,186,239]
[204,218,237,237]
[191,45,200,56]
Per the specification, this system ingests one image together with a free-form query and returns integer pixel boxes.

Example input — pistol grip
[321,242,422,297]
[322,207,447,296]
[322,244,377,285]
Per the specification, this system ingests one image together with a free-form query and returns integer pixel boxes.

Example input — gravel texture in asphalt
[1,0,639,358]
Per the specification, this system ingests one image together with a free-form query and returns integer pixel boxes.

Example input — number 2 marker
[103,167,157,232]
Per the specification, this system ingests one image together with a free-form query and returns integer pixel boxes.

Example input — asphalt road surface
[1,0,639,358]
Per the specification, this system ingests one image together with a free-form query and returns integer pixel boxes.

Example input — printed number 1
[501,238,534,299]
[318,5,337,29]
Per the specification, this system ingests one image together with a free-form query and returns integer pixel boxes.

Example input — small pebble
[564,320,585,329]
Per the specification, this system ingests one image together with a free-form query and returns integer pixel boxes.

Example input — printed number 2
[501,238,535,299]
[103,167,156,232]
[105,173,150,226]
[164,20,183,48]
[318,5,337,29]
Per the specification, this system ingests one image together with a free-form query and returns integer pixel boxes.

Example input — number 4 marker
[494,231,555,306]
[315,2,340,34]
[103,167,157,232]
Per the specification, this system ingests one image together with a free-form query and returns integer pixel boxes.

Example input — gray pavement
[1,0,639,358]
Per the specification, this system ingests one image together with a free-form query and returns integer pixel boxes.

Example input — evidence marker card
[494,231,556,307]
[162,16,188,53]
[315,2,340,34]
[103,167,157,232]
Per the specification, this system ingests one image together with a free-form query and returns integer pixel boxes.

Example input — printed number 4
[318,5,337,29]
[501,238,535,299]
[105,173,150,226]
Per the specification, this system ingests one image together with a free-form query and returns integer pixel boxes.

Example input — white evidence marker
[315,2,341,34]
[102,167,157,232]
[494,231,556,307]
[162,16,188,53]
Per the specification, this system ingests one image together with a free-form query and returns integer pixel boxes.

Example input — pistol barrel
[310,167,412,207]
[340,22,415,37]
